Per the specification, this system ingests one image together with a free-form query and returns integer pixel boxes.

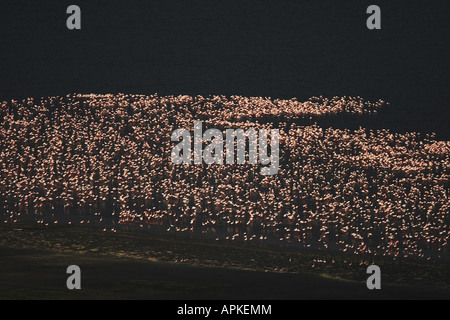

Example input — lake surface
[0,1,448,137]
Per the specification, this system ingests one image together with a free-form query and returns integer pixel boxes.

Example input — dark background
[0,1,448,137]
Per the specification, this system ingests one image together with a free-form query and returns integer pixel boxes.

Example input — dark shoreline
[0,222,449,299]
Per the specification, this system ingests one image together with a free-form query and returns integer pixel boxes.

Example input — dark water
[0,1,449,137]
